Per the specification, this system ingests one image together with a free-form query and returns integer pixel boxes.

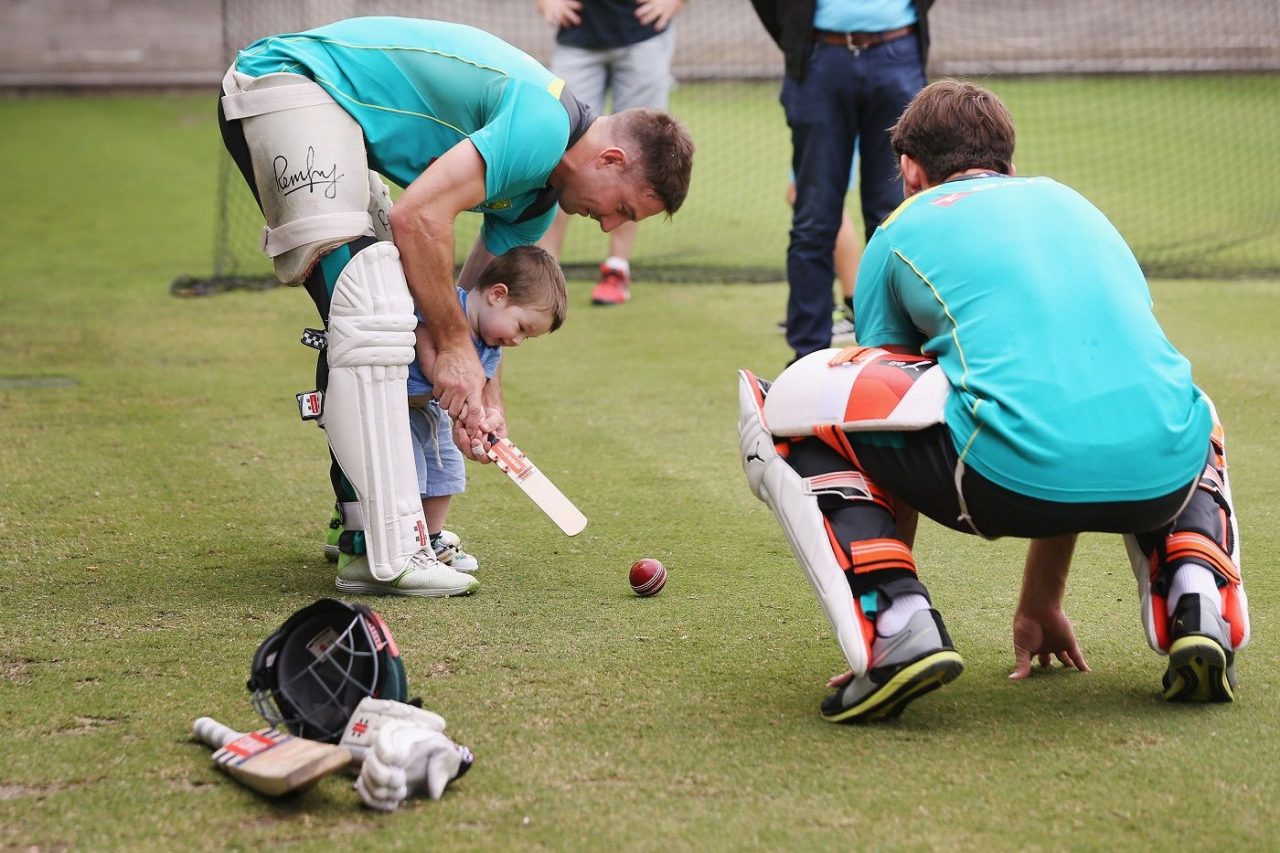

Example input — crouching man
[738,80,1249,722]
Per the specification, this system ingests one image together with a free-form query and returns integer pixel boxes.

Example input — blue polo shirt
[855,174,1211,503]
[236,17,570,253]
[407,288,502,398]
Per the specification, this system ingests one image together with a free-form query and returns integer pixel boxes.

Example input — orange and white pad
[1124,398,1249,653]
[738,370,871,675]
[487,437,587,536]
[763,346,948,437]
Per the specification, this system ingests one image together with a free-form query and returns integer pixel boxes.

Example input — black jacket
[749,0,935,81]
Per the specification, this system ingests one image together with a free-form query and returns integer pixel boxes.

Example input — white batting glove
[355,721,474,811]
[339,697,447,766]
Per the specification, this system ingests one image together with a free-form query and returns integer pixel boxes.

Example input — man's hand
[535,0,582,27]
[1010,605,1090,680]
[1009,534,1089,680]
[635,0,684,30]
[431,345,486,435]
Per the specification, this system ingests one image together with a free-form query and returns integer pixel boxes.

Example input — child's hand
[453,421,492,464]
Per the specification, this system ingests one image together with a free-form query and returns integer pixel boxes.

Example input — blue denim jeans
[781,34,926,359]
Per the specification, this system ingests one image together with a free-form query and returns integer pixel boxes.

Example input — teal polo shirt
[855,174,1211,503]
[236,16,571,253]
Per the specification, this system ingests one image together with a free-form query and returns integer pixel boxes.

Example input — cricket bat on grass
[486,436,587,536]
[192,717,352,797]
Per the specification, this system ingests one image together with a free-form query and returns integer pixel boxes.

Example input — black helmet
[247,599,408,743]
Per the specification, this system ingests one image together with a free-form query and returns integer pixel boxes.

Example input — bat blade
[193,717,351,797]
[486,437,587,536]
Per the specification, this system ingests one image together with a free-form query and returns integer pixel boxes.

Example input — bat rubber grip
[193,716,239,749]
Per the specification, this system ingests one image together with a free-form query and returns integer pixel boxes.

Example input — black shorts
[847,425,1198,540]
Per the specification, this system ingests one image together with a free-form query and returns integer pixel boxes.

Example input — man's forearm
[394,216,471,351]
[1018,534,1078,613]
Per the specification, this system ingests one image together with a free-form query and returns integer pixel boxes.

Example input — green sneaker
[324,507,342,563]
[335,550,479,598]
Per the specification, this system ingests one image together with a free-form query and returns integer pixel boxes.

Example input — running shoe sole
[823,650,965,723]
[1163,635,1234,702]
[334,577,478,598]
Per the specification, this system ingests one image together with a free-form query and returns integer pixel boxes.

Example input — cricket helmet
[247,598,408,743]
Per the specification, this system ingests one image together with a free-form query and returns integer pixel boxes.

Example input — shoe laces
[405,550,442,572]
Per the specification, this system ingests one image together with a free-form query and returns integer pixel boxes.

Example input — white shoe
[336,550,479,597]
[433,529,479,573]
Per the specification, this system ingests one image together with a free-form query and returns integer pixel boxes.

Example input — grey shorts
[408,404,466,499]
[551,28,676,114]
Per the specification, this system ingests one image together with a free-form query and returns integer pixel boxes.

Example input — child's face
[472,283,554,348]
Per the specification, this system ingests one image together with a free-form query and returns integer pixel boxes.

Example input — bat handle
[192,716,240,749]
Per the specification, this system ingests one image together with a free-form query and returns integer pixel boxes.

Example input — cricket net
[173,0,1280,294]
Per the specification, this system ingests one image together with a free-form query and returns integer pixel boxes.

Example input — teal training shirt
[854,174,1211,503]
[235,17,569,253]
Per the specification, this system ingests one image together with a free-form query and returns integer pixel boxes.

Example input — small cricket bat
[486,436,587,536]
[192,717,352,797]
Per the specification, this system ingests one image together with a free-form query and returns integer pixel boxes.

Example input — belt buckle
[844,32,864,55]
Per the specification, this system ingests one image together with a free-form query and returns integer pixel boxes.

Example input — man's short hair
[478,245,568,332]
[891,80,1016,185]
[613,108,695,215]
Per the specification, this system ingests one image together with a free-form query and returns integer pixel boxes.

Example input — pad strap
[221,69,336,119]
[263,213,376,258]
[341,501,365,533]
[849,538,917,575]
[1158,531,1241,586]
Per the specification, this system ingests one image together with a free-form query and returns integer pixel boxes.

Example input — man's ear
[597,146,627,169]
[1008,162,1017,177]
[900,154,928,196]
[487,282,509,303]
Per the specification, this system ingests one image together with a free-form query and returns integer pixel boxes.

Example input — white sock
[603,256,630,275]
[1165,562,1222,616]
[876,593,929,635]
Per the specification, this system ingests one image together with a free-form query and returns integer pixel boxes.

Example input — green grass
[2,94,1279,850]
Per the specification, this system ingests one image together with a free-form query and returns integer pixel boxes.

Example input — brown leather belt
[813,24,916,51]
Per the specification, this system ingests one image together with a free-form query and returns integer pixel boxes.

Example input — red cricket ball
[629,558,667,597]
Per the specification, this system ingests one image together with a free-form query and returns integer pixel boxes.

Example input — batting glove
[355,721,474,811]
[340,697,447,766]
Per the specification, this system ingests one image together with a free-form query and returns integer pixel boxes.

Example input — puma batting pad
[738,370,870,675]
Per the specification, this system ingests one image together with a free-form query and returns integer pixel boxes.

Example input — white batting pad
[738,370,870,675]
[325,243,429,581]
[764,347,948,437]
